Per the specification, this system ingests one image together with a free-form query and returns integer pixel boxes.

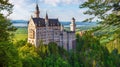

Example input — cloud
[43,0,81,6]
[9,0,35,20]
[8,0,89,21]
[44,0,60,6]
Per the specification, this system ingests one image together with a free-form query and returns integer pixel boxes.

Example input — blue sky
[9,0,90,21]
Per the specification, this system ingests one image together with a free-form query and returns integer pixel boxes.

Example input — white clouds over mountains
[9,0,88,21]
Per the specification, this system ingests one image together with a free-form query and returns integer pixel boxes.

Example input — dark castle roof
[32,18,60,27]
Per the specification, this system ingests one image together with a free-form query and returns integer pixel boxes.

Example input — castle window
[39,21,41,26]
[29,29,35,39]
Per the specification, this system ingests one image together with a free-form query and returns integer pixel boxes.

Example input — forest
[0,0,120,67]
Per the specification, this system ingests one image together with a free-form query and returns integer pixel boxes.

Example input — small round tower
[70,17,76,32]
[61,24,64,31]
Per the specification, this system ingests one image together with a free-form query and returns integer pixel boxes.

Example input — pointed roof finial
[35,0,39,10]
[72,17,75,23]
[36,4,39,11]
[72,17,75,20]
[35,1,40,18]
[45,11,48,20]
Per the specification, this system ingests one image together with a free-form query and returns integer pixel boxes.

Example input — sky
[9,0,90,21]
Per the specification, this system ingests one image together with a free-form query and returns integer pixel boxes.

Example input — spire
[36,4,39,11]
[35,4,40,18]
[45,11,49,23]
[45,12,48,20]
[72,17,75,23]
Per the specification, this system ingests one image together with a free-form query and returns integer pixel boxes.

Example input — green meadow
[13,27,28,41]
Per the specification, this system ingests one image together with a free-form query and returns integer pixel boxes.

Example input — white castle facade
[28,4,76,51]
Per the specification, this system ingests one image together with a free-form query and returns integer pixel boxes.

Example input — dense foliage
[0,42,22,67]
[10,32,119,67]
[80,0,120,52]
[0,14,16,41]
[78,0,120,66]
[0,0,17,67]
[0,0,13,15]
[0,0,16,42]
[76,31,120,67]
[80,0,120,36]
[80,0,120,23]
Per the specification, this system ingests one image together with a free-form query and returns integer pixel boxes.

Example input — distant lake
[11,20,97,27]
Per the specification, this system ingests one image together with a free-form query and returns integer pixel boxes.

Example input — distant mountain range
[11,20,28,23]
[11,20,98,27]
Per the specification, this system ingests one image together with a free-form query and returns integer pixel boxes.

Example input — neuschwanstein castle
[28,4,76,51]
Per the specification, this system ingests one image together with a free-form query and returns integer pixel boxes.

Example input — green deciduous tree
[80,0,120,22]
[80,0,120,53]
[75,31,113,67]
[0,0,13,15]
[0,1,20,67]
[0,0,16,42]
[0,14,16,41]
[0,42,22,67]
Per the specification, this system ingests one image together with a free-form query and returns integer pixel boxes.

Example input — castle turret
[45,12,49,23]
[70,17,76,32]
[45,12,49,44]
[61,24,64,31]
[35,4,40,18]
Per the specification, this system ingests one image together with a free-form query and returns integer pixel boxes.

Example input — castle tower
[45,12,48,23]
[70,17,76,32]
[61,24,64,31]
[45,12,49,44]
[35,4,40,18]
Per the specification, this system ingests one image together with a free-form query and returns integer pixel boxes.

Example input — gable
[28,18,36,28]
[32,18,45,27]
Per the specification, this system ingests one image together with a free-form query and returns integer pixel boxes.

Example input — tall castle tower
[35,4,40,18]
[45,12,48,23]
[70,17,76,31]
[45,12,49,44]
